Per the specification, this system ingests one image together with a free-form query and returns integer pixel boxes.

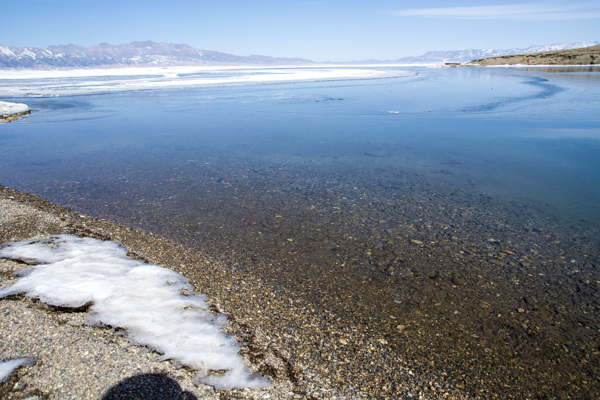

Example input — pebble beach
[2,177,599,399]
[0,186,306,400]
[1,184,474,399]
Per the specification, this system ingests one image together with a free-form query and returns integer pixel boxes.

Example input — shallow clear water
[1,66,599,227]
[2,66,600,397]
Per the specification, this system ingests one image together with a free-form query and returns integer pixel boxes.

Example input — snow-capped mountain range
[0,41,312,69]
[0,40,598,69]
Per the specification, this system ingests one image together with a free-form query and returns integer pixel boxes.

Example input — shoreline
[2,171,599,399]
[0,186,294,399]
[0,184,467,399]
[463,63,600,68]
[0,185,299,399]
[468,44,600,66]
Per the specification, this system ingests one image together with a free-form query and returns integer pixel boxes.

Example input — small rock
[479,301,491,309]
[453,277,466,286]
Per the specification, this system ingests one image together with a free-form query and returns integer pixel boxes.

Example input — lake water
[2,67,599,228]
[1,65,600,397]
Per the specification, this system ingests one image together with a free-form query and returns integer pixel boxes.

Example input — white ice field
[0,65,414,97]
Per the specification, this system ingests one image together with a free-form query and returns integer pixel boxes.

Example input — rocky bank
[470,44,600,65]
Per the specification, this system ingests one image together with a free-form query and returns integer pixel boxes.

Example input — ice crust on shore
[0,358,35,383]
[0,234,269,390]
[0,101,29,117]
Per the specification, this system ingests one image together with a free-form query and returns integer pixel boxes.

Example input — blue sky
[1,0,599,61]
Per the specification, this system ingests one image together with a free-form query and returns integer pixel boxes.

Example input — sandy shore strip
[0,185,469,399]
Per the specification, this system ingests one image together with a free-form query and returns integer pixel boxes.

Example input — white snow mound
[0,101,29,117]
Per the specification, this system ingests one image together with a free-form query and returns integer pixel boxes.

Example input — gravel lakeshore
[0,185,472,399]
[1,179,599,399]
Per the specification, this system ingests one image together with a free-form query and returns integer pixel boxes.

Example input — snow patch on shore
[0,235,269,390]
[0,101,29,117]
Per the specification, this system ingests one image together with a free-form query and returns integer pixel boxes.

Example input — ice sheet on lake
[0,65,413,97]
[0,234,269,390]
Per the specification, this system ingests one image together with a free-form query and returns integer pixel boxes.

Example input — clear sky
[1,0,599,62]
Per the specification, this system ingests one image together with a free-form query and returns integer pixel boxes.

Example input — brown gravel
[1,185,470,399]
[0,190,292,399]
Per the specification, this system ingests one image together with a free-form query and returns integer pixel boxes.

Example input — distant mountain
[0,41,313,69]
[394,41,600,64]
[2,40,599,69]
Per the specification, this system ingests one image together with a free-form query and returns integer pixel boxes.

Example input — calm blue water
[1,66,599,229]
[3,65,600,398]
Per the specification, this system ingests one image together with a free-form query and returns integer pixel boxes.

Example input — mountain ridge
[0,40,313,69]
[1,40,598,69]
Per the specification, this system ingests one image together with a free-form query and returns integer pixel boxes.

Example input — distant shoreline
[468,44,600,66]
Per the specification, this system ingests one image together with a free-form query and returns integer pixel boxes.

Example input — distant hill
[393,42,599,64]
[469,45,600,65]
[0,41,313,69]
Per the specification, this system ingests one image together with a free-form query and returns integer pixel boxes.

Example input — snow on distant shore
[0,234,270,390]
[0,65,413,97]
[0,101,29,117]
